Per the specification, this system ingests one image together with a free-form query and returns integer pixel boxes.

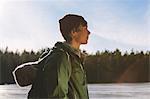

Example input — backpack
[12,49,51,87]
[27,47,72,98]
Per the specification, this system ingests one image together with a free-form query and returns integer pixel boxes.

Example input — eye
[82,26,87,30]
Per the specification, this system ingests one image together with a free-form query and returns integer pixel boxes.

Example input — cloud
[0,1,63,51]
[0,0,149,53]
[88,1,149,48]
[81,33,149,54]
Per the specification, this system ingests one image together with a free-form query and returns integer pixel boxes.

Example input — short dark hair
[59,14,87,42]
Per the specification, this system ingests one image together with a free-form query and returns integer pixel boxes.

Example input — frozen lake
[0,83,150,99]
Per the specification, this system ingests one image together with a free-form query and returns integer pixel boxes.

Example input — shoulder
[43,48,71,71]
[42,48,70,64]
[53,48,70,61]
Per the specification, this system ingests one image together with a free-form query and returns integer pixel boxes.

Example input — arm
[53,51,71,99]
[44,51,71,99]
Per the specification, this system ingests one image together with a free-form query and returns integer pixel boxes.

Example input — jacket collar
[54,42,87,64]
[54,41,81,58]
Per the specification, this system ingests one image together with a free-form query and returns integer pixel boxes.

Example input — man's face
[74,25,90,44]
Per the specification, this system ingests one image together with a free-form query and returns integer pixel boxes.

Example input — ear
[71,30,78,37]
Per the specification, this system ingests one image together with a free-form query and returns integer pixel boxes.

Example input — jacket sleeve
[53,51,72,99]
[44,51,72,99]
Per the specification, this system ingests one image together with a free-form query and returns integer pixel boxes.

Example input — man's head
[59,14,90,44]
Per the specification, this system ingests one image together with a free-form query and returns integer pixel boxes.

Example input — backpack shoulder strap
[37,48,52,70]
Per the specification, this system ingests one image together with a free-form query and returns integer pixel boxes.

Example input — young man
[28,14,90,99]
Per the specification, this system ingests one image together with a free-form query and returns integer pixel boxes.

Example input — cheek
[75,31,88,42]
[80,35,87,42]
[74,34,81,42]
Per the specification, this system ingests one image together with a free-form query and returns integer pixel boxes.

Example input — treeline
[0,48,42,84]
[0,48,149,84]
[84,49,150,83]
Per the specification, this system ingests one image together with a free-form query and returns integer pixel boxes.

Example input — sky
[0,0,149,54]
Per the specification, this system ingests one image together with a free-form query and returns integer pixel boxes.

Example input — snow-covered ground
[0,83,150,99]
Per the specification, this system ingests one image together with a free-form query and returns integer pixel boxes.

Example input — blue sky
[0,0,149,53]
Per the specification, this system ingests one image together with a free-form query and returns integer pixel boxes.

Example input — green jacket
[28,42,89,99]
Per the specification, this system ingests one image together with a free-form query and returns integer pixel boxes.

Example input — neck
[67,40,80,50]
